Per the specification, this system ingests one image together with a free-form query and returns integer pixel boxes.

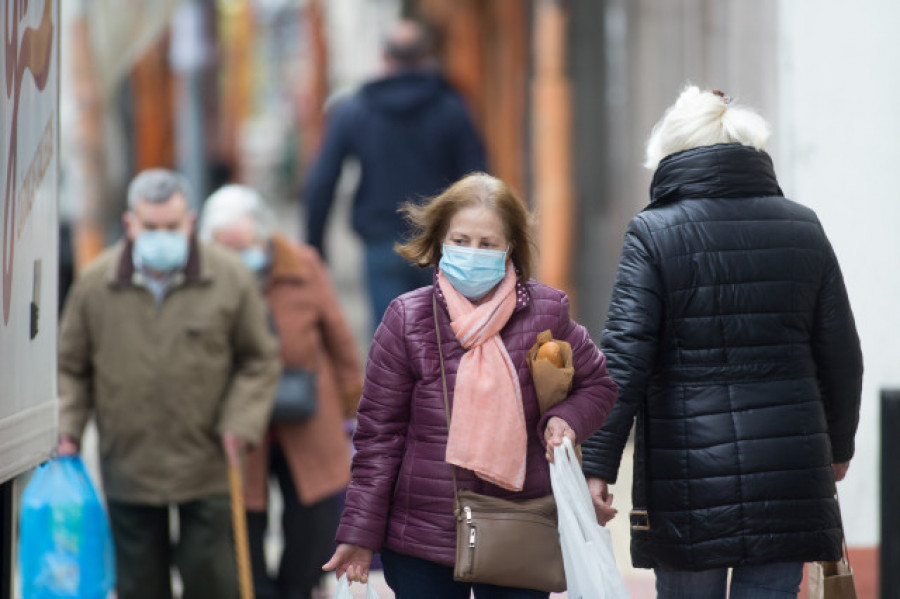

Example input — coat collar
[266,234,308,284]
[108,236,209,287]
[432,267,531,314]
[650,143,783,205]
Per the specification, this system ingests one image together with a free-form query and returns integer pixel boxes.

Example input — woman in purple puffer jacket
[323,173,618,598]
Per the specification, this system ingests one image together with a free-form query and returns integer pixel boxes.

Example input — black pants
[107,495,237,599]
[247,444,342,599]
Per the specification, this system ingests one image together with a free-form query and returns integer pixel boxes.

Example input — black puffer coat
[582,143,863,571]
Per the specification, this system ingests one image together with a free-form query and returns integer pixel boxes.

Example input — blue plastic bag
[19,456,115,599]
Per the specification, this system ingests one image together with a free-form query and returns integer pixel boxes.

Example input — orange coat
[244,235,363,509]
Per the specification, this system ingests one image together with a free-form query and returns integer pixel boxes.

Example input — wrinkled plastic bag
[334,573,380,599]
[550,438,629,599]
[19,456,115,599]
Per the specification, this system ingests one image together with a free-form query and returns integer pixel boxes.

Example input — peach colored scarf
[439,263,527,491]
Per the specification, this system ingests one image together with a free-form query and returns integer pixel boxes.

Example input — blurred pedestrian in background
[303,18,487,332]
[57,169,281,599]
[582,86,863,599]
[200,184,364,599]
[323,173,618,597]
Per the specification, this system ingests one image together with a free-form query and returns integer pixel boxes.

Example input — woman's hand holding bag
[323,543,374,585]
[544,416,576,463]
[550,438,630,598]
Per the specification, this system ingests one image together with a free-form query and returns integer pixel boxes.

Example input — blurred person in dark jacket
[581,86,863,599]
[322,173,618,597]
[57,169,281,599]
[200,185,364,599]
[303,19,487,330]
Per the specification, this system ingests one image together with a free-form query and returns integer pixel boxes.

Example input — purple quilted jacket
[335,277,618,566]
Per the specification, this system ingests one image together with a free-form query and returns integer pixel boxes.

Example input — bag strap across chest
[433,294,461,502]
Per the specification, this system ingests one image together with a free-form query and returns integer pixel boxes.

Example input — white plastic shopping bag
[335,573,380,599]
[550,438,630,598]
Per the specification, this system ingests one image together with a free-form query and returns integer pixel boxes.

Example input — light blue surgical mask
[240,246,269,272]
[439,243,508,300]
[133,230,189,273]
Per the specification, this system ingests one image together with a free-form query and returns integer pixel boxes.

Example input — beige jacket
[58,238,281,504]
[243,236,362,509]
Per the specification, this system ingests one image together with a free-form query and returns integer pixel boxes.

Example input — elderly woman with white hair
[199,185,363,599]
[581,86,863,598]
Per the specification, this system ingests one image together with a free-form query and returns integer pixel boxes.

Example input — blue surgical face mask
[240,246,269,272]
[439,243,508,300]
[133,230,189,273]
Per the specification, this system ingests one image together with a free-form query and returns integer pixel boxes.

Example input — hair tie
[712,89,733,104]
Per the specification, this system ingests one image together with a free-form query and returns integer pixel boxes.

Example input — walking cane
[228,462,255,599]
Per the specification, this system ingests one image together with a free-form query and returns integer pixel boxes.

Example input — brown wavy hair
[396,173,536,281]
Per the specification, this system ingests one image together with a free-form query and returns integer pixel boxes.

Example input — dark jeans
[247,444,342,599]
[107,495,237,599]
[655,562,804,599]
[364,239,433,332]
[381,548,550,599]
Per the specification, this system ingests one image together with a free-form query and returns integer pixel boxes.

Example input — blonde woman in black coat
[582,86,863,599]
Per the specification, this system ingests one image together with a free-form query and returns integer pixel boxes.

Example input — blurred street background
[50,0,900,597]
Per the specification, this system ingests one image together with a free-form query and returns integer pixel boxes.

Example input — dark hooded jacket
[304,71,487,254]
[581,143,863,571]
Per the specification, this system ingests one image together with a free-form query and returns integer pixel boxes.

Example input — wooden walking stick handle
[229,463,255,599]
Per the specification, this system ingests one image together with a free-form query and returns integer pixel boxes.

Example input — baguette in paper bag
[527,330,574,414]
[528,330,581,461]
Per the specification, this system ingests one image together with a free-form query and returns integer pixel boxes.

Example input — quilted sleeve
[335,298,416,551]
[582,216,664,483]
[538,293,618,445]
[811,236,863,463]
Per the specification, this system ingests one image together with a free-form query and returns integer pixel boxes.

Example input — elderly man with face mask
[57,168,281,599]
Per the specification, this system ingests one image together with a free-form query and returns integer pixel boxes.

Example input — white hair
[198,184,274,242]
[644,85,772,170]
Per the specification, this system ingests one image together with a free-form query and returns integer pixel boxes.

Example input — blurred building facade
[57,1,898,597]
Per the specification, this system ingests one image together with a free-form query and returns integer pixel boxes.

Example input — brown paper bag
[526,330,574,414]
[808,559,857,599]
[527,330,581,462]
